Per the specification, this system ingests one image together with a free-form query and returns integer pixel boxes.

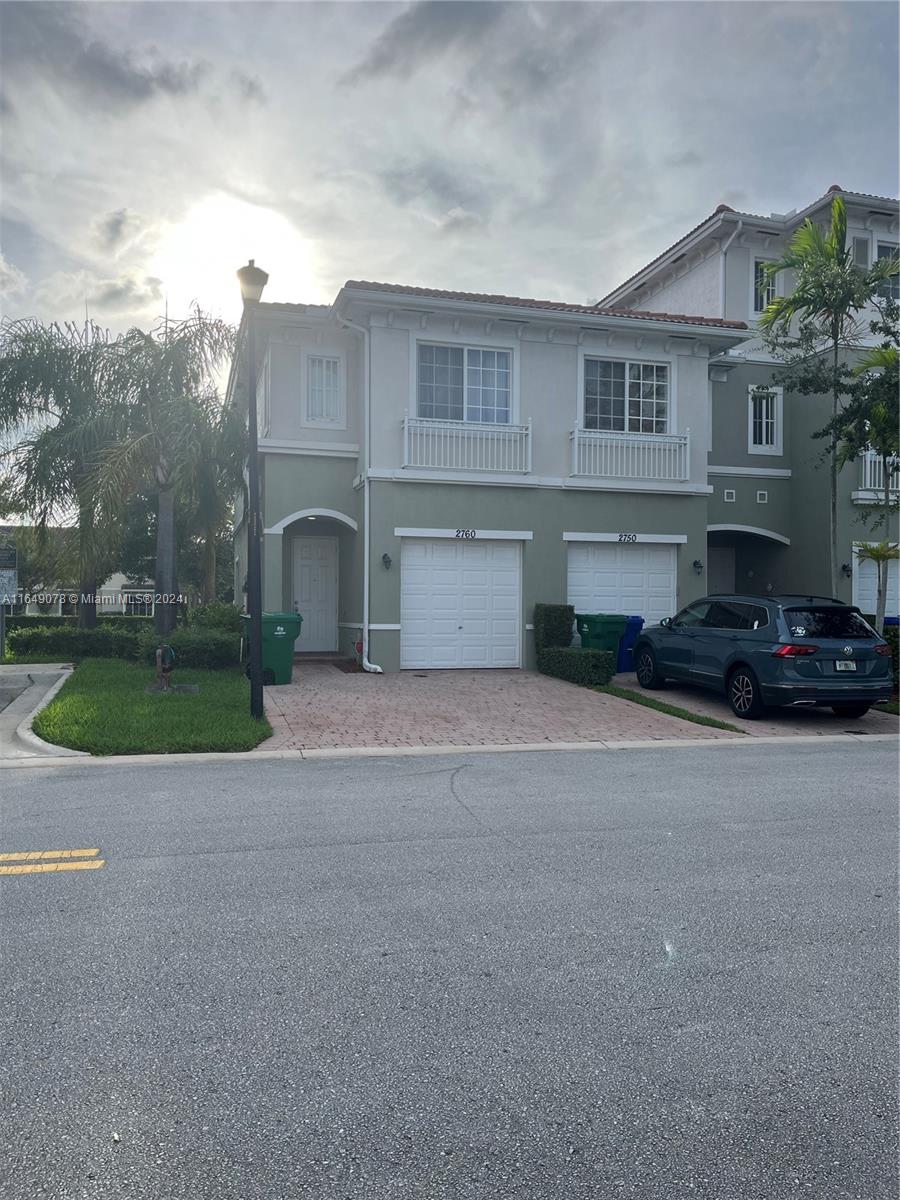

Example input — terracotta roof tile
[342,280,747,330]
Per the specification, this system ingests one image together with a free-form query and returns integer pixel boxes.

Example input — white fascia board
[393,527,534,541]
[708,465,792,478]
[339,288,747,343]
[259,439,360,456]
[562,532,688,544]
[369,468,711,495]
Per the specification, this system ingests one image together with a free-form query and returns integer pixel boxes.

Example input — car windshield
[783,608,876,640]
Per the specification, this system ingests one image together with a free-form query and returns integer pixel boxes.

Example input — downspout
[719,219,743,319]
[338,311,383,673]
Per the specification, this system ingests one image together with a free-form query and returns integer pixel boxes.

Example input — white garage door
[852,553,899,617]
[567,542,677,624]
[400,539,522,669]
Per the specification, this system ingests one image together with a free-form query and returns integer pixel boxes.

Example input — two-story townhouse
[231,284,749,671]
[598,185,899,616]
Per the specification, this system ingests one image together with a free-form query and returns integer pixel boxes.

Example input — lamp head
[237,259,269,304]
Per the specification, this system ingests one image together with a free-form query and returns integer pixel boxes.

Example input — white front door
[292,537,338,651]
[707,546,736,595]
[567,542,677,625]
[400,538,522,669]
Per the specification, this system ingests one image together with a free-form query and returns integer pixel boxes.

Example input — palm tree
[185,393,246,603]
[94,309,235,633]
[0,319,121,627]
[758,196,899,596]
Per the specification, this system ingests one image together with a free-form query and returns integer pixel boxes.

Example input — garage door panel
[401,538,522,669]
[568,541,676,625]
[853,556,899,616]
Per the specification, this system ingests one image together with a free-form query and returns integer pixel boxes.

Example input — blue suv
[633,594,894,719]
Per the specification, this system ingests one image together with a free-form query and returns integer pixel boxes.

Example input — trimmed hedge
[136,627,240,670]
[3,614,155,632]
[537,646,615,687]
[187,602,242,634]
[7,624,141,660]
[533,603,574,653]
[883,626,899,686]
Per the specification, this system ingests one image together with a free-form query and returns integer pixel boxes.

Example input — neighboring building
[230,186,898,673]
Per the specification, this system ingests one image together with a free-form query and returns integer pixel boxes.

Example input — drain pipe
[719,218,743,319]
[338,311,383,673]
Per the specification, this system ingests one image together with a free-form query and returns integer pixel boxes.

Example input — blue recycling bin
[616,616,645,673]
[884,615,899,627]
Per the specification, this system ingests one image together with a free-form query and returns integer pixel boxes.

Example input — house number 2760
[455,529,477,539]
[617,532,637,542]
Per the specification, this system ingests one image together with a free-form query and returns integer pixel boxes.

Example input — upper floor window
[417,343,511,424]
[304,353,345,428]
[877,243,899,302]
[748,385,783,455]
[753,260,775,313]
[583,358,669,434]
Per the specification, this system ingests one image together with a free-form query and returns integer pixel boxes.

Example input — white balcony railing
[860,450,899,495]
[570,427,690,481]
[402,414,532,473]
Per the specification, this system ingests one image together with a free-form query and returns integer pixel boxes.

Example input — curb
[0,730,896,769]
[13,667,90,759]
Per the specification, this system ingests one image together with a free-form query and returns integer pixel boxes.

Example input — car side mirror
[659,616,672,628]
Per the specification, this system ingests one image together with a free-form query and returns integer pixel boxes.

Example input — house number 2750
[618,532,637,542]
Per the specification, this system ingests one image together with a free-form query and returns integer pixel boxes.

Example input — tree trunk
[829,337,839,598]
[76,501,97,630]
[875,558,887,636]
[201,530,217,604]
[154,485,177,635]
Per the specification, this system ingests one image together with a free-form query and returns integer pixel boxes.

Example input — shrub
[136,626,240,670]
[7,624,141,660]
[533,603,575,653]
[537,646,615,688]
[187,602,243,634]
[4,615,78,631]
[882,626,899,686]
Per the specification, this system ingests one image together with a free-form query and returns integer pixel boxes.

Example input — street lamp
[237,258,269,719]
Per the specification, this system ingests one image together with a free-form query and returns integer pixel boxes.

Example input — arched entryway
[707,524,790,596]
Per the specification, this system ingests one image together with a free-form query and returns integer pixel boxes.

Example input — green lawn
[599,683,743,733]
[875,699,899,716]
[33,658,272,755]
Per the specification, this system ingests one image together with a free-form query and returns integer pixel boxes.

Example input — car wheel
[831,703,871,719]
[635,646,665,689]
[727,666,765,719]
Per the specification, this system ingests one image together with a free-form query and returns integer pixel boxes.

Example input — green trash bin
[574,613,628,654]
[241,611,302,684]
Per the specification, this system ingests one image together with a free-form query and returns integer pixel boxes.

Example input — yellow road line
[0,860,106,876]
[0,848,101,863]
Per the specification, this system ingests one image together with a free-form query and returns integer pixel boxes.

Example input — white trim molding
[393,527,534,541]
[265,508,359,535]
[562,531,688,544]
[707,523,790,545]
[338,622,401,631]
[368,467,711,496]
[259,438,359,458]
[708,464,791,478]
[747,385,784,456]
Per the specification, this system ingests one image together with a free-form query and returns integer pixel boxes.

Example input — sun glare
[148,194,319,323]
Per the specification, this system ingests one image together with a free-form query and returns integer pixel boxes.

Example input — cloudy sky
[1,0,897,330]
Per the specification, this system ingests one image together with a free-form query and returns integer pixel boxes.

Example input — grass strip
[599,683,743,733]
[874,699,899,716]
[32,658,272,755]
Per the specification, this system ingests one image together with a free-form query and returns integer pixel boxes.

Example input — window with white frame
[753,260,775,313]
[304,354,344,427]
[877,243,899,301]
[583,358,669,434]
[417,343,511,423]
[748,385,783,455]
[852,236,870,268]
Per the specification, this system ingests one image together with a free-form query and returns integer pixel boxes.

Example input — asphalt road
[1,742,897,1200]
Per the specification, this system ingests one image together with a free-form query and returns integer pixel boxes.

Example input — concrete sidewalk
[0,665,86,761]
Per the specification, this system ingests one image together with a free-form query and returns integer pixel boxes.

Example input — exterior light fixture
[692,559,704,574]
[382,553,392,570]
[841,562,852,578]
[237,259,269,720]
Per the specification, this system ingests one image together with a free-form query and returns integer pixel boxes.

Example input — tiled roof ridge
[342,279,747,329]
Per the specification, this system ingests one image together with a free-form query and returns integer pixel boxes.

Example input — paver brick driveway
[260,665,737,751]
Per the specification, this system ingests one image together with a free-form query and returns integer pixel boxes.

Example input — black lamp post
[237,258,269,719]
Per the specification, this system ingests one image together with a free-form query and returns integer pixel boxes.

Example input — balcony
[859,450,899,496]
[570,427,690,481]
[402,415,532,473]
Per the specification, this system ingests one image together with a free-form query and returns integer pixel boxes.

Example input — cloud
[231,70,267,105]
[378,157,489,220]
[0,253,28,300]
[341,1,511,85]
[31,268,163,320]
[89,273,163,311]
[0,3,209,107]
[95,208,150,253]
[438,207,485,234]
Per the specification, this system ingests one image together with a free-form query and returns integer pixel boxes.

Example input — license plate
[835,660,857,672]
